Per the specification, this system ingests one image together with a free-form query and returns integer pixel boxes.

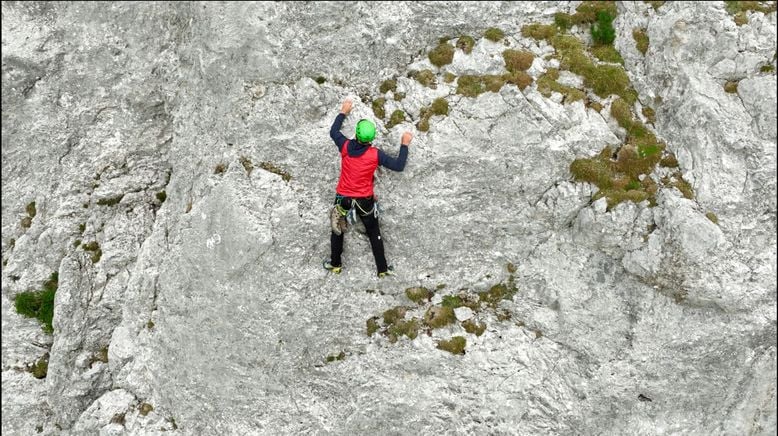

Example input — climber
[323,97,412,278]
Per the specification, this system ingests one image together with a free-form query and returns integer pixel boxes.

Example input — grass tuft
[724,80,739,93]
[537,68,586,103]
[484,27,505,42]
[259,162,291,182]
[379,79,397,94]
[437,336,467,354]
[14,272,58,333]
[385,109,406,129]
[429,41,455,67]
[591,45,624,64]
[372,97,386,120]
[633,28,650,55]
[411,69,437,89]
[503,49,535,72]
[554,12,574,30]
[96,195,123,206]
[424,305,456,328]
[521,23,557,40]
[462,319,486,336]
[456,35,476,54]
[30,353,49,379]
[405,287,433,304]
[139,403,154,417]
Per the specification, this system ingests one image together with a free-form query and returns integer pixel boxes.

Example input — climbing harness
[335,194,381,227]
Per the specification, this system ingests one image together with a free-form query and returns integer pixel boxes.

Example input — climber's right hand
[401,131,413,146]
[340,98,353,115]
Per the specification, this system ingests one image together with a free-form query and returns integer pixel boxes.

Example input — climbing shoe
[378,265,395,278]
[323,260,342,274]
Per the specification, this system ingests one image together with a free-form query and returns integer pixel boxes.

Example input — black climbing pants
[330,195,388,273]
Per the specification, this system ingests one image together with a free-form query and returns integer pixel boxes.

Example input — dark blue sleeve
[330,113,348,152]
[378,145,408,171]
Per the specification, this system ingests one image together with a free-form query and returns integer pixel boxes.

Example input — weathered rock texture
[2,1,776,435]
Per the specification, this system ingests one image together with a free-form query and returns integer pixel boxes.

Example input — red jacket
[336,140,379,197]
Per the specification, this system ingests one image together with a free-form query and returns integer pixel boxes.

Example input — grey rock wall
[2,1,776,435]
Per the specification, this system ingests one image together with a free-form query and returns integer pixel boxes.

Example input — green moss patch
[417,97,450,132]
[456,73,523,97]
[156,191,167,203]
[537,68,586,103]
[214,163,227,174]
[429,41,455,67]
[554,13,574,30]
[644,1,665,11]
[574,1,618,24]
[90,346,109,366]
[443,72,456,83]
[633,28,650,55]
[405,286,433,304]
[325,351,346,362]
[456,35,476,54]
[462,320,486,336]
[724,80,739,93]
[239,156,254,175]
[366,317,380,336]
[503,49,535,72]
[521,23,557,40]
[484,27,505,42]
[571,142,666,210]
[259,162,291,182]
[642,106,656,124]
[424,305,456,328]
[382,306,407,325]
[315,76,326,84]
[478,281,518,308]
[14,272,58,333]
[372,97,386,119]
[549,34,637,104]
[139,403,154,417]
[26,201,36,218]
[725,1,777,26]
[385,109,406,128]
[706,211,719,224]
[366,263,523,352]
[591,45,624,64]
[660,153,679,168]
[379,79,397,94]
[663,173,694,199]
[96,195,124,206]
[437,336,466,354]
[29,353,49,379]
[411,69,437,88]
[83,240,102,263]
[387,318,420,342]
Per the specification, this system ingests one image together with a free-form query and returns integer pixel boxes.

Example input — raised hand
[401,131,413,146]
[341,98,353,115]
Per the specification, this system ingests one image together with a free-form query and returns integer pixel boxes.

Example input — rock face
[2,1,775,435]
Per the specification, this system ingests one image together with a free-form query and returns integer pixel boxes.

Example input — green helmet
[355,119,376,143]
